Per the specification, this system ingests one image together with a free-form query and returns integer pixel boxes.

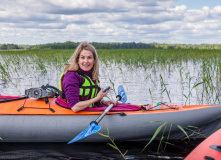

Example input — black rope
[17,96,55,113]
[0,112,124,116]
[0,96,27,104]
[160,102,178,109]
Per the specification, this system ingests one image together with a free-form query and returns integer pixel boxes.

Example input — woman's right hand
[96,88,109,100]
[72,88,109,112]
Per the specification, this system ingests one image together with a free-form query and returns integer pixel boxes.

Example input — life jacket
[58,70,100,108]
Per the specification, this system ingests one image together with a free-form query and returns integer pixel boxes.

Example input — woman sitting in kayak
[56,42,117,112]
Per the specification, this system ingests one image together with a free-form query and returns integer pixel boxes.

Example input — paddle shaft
[95,96,120,124]
[67,86,126,144]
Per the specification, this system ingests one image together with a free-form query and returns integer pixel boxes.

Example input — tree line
[1,41,221,50]
[0,44,21,50]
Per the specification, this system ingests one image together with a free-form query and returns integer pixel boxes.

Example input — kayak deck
[0,96,220,116]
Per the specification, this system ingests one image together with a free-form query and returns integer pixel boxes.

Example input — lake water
[0,53,220,159]
[0,140,203,160]
[0,60,220,106]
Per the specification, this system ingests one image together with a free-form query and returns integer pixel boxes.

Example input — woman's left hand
[105,99,117,106]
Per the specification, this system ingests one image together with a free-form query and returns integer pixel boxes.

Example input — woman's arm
[71,88,110,112]
[62,72,82,108]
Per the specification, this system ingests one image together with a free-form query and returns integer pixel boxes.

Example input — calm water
[0,53,220,159]
[0,140,203,160]
[0,61,220,106]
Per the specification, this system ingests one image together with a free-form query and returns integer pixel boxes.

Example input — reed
[0,49,220,157]
[160,74,171,103]
[0,49,220,105]
[141,121,206,154]
[98,125,128,160]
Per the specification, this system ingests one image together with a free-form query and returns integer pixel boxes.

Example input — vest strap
[59,71,100,108]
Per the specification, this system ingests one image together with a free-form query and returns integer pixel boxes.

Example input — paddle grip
[95,96,121,124]
[116,95,121,101]
[90,121,98,125]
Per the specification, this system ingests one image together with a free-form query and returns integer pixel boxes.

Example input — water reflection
[0,140,200,160]
[0,59,220,106]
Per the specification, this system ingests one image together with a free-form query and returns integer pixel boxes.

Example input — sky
[0,0,221,45]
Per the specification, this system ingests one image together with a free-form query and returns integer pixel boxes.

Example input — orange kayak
[185,129,221,160]
[0,95,221,142]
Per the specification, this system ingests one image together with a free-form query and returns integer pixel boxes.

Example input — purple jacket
[62,68,93,108]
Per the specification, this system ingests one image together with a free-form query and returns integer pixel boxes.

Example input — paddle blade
[118,85,127,103]
[67,122,101,144]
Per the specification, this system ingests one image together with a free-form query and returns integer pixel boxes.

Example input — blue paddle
[67,85,127,144]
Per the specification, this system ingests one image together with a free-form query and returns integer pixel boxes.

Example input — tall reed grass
[0,49,220,105]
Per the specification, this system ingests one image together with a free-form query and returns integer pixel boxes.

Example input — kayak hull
[0,97,221,142]
[185,129,221,160]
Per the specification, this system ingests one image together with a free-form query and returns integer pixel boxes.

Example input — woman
[56,42,117,112]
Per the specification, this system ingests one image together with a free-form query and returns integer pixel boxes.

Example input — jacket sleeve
[62,72,84,107]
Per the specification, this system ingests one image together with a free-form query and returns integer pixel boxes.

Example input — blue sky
[174,0,220,9]
[0,0,221,45]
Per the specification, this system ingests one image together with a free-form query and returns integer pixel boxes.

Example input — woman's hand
[97,88,117,106]
[105,99,117,106]
[100,98,117,106]
[96,88,109,100]
[72,88,109,112]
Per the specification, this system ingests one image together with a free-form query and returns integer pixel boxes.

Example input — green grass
[0,49,220,105]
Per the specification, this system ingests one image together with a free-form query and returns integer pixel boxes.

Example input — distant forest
[1,41,221,50]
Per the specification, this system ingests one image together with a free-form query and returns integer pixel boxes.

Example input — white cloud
[210,5,221,16]
[0,0,220,44]
[184,8,210,22]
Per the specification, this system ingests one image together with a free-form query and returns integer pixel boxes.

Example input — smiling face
[78,49,95,71]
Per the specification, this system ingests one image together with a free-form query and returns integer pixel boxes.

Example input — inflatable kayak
[0,93,221,142]
[185,129,221,160]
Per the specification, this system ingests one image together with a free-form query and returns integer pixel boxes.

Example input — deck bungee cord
[140,102,183,111]
[0,96,27,103]
[1,84,183,113]
[0,112,126,116]
[16,84,60,113]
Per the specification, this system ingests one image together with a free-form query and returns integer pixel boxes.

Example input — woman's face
[78,49,95,71]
